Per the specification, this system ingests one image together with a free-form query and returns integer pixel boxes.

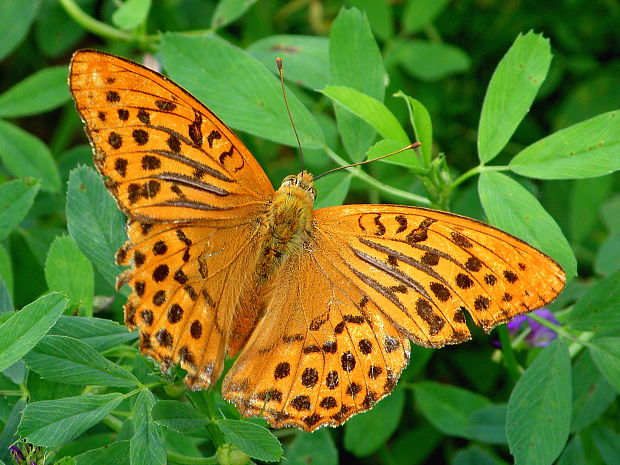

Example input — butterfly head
[280,171,317,201]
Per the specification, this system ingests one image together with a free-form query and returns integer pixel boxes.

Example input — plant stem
[167,451,219,464]
[528,313,595,350]
[449,164,509,191]
[497,325,521,382]
[59,0,133,42]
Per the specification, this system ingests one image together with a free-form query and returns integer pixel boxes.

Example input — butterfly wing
[222,204,565,431]
[69,50,274,223]
[314,204,565,340]
[69,50,274,387]
[222,244,411,431]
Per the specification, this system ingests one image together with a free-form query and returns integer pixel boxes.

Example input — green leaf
[74,441,130,465]
[601,195,620,234]
[211,0,258,29]
[35,0,94,58]
[0,66,70,118]
[391,39,470,81]
[510,110,620,179]
[391,424,442,465]
[397,92,433,163]
[66,166,126,290]
[0,0,41,60]
[453,445,508,465]
[285,429,337,465]
[314,172,352,209]
[18,393,124,447]
[55,457,76,465]
[414,382,490,439]
[111,0,152,30]
[0,120,61,192]
[330,7,385,161]
[0,244,13,301]
[344,387,405,456]
[217,419,282,462]
[248,35,329,90]
[569,177,613,243]
[595,233,620,276]
[152,400,208,433]
[589,337,620,394]
[402,0,450,33]
[23,335,139,387]
[346,0,394,41]
[50,315,137,352]
[0,399,25,463]
[571,352,616,433]
[322,86,409,144]
[565,271,620,334]
[0,293,67,371]
[478,32,552,163]
[131,390,166,465]
[507,339,571,465]
[468,405,508,444]
[161,33,323,149]
[557,435,588,465]
[26,370,82,403]
[478,171,576,280]
[45,235,94,315]
[0,179,39,241]
[0,276,13,313]
[592,426,620,465]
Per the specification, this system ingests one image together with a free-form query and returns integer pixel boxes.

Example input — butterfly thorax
[254,171,316,282]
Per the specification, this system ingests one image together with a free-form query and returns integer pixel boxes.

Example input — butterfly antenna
[277,57,305,172]
[314,142,421,180]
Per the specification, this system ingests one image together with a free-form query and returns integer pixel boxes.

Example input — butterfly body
[69,50,565,431]
[255,171,316,282]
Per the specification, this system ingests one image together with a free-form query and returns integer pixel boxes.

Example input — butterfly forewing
[69,50,274,223]
[314,205,565,340]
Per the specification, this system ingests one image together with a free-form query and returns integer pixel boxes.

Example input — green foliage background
[0,1,619,464]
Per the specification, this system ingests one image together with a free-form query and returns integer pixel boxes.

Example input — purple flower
[9,445,25,461]
[507,308,559,347]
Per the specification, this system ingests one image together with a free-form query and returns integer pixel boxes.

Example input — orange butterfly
[69,49,565,431]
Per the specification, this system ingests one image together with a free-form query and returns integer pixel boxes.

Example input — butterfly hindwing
[119,218,262,389]
[222,246,411,431]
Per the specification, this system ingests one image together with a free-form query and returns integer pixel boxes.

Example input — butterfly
[69,49,565,431]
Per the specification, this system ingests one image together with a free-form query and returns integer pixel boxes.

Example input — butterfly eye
[282,175,297,187]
